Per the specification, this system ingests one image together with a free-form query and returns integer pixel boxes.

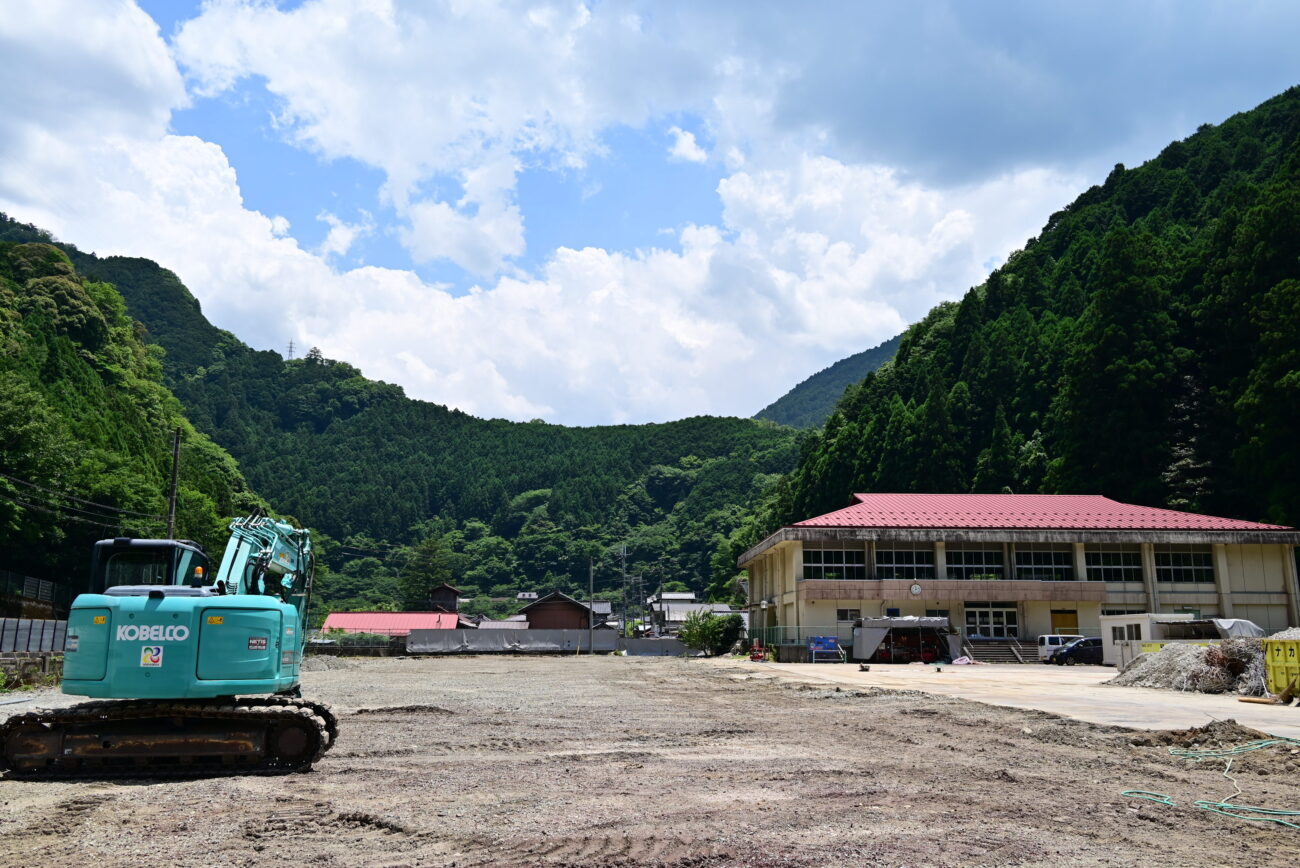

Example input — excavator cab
[90,538,211,591]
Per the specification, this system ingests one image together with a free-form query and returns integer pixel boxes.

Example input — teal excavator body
[63,515,312,699]
[1,514,338,777]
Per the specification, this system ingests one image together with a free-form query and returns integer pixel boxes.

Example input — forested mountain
[727,86,1300,562]
[755,334,901,428]
[0,239,261,611]
[0,214,799,615]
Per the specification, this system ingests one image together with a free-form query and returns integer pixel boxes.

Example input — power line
[0,489,162,533]
[0,485,166,527]
[0,471,166,519]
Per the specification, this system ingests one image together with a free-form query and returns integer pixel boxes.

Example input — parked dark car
[1050,636,1103,665]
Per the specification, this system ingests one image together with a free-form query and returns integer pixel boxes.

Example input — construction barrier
[618,637,693,656]
[0,618,67,653]
[407,629,619,654]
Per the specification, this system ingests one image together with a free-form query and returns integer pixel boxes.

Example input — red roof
[321,612,462,636]
[791,494,1292,531]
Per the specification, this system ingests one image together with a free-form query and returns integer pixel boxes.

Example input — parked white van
[1037,634,1085,661]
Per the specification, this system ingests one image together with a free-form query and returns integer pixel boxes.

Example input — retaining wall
[1,652,63,688]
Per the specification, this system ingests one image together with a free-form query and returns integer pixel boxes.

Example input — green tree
[398,535,455,609]
[677,610,745,656]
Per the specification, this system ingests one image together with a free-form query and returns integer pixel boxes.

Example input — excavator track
[0,697,338,780]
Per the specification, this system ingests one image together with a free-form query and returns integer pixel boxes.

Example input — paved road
[727,660,1300,739]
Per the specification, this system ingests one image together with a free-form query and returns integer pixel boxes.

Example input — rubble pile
[1109,638,1267,696]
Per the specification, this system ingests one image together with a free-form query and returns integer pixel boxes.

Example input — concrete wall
[408,628,615,654]
[0,652,62,687]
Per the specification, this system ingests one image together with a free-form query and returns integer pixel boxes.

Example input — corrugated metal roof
[321,612,462,636]
[791,493,1292,531]
[661,603,739,622]
[479,619,529,629]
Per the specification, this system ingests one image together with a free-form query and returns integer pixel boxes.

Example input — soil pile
[299,655,362,672]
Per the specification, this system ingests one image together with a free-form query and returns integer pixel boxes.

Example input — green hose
[1120,790,1177,806]
[1122,734,1300,829]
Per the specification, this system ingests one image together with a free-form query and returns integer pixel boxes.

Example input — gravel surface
[4,655,1300,867]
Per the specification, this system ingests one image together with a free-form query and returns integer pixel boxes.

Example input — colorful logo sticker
[207,615,224,625]
[92,615,106,625]
[248,637,268,650]
[140,645,164,667]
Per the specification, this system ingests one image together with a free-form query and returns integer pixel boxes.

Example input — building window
[802,546,866,581]
[946,544,1004,580]
[885,607,901,617]
[1102,606,1146,616]
[925,609,950,619]
[1085,544,1143,581]
[1015,544,1074,580]
[1127,623,1141,640]
[875,544,935,579]
[836,608,861,622]
[964,601,1019,639]
[1154,545,1215,583]
[1111,626,1125,642]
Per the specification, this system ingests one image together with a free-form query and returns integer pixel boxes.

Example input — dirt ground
[3,655,1300,868]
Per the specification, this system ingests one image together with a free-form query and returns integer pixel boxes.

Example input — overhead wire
[0,470,165,519]
[0,484,166,526]
[0,488,163,533]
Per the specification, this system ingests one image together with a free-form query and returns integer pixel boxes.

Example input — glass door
[965,604,1019,639]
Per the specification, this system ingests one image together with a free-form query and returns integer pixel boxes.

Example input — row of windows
[801,544,1218,582]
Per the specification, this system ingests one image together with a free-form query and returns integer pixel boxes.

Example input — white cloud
[0,0,1147,426]
[667,126,708,163]
[397,153,525,275]
[168,0,722,274]
[315,211,372,259]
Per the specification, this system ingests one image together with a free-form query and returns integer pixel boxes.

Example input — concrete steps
[963,640,1034,664]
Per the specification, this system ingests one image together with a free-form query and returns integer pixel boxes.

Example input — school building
[739,494,1300,646]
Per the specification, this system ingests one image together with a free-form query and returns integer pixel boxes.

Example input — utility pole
[637,573,645,636]
[588,556,595,654]
[619,544,628,637]
[165,427,182,539]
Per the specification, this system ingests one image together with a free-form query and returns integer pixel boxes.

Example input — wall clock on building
[909,583,922,596]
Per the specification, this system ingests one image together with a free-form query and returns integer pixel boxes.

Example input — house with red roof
[739,494,1300,651]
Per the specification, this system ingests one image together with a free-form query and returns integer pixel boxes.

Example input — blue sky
[141,0,729,289]
[2,1,1299,424]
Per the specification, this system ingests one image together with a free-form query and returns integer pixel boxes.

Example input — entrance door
[965,603,1019,639]
[1050,609,1079,634]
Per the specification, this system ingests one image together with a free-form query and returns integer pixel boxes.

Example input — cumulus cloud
[668,127,708,163]
[11,0,1290,425]
[315,211,372,259]
[168,0,723,274]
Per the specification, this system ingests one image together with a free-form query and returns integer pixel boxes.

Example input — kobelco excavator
[0,512,337,777]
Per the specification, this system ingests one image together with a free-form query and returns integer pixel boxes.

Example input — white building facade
[740,494,1300,645]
